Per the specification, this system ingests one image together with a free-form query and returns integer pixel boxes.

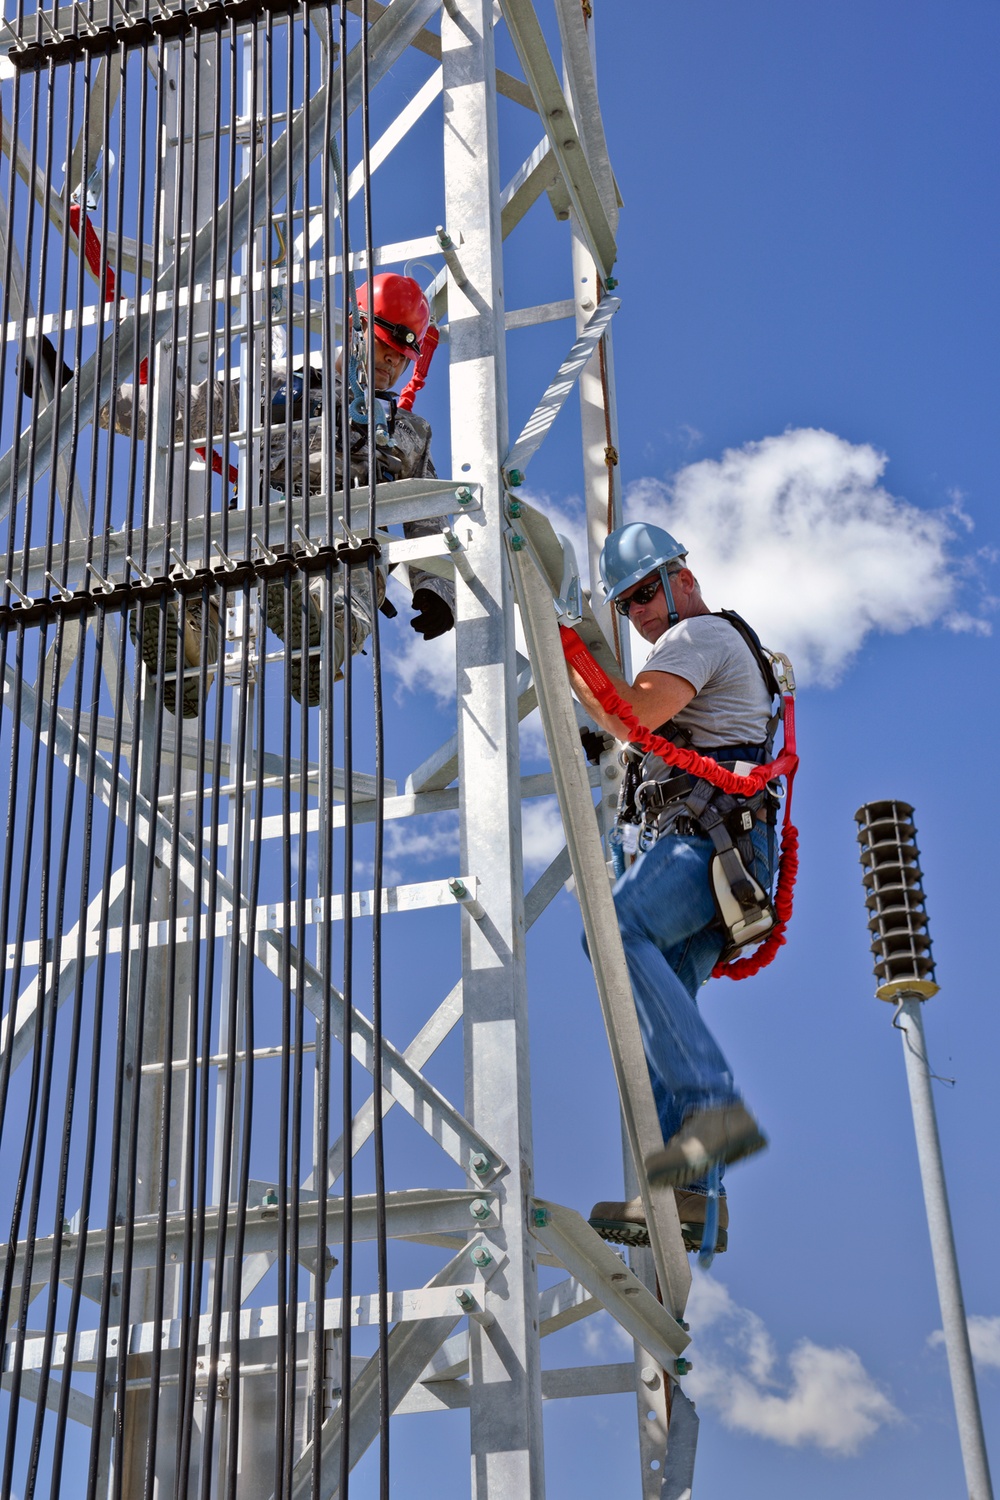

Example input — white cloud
[388,620,457,706]
[580,1308,633,1360]
[624,427,991,686]
[521,797,565,873]
[684,1276,900,1456]
[929,1314,1000,1370]
[383,814,459,884]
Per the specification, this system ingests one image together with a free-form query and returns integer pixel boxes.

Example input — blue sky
[1,2,997,1495]
[372,2,1000,1494]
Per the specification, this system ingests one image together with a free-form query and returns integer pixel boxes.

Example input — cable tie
[253,533,278,565]
[5,579,31,606]
[212,541,238,572]
[294,524,319,556]
[169,548,196,580]
[44,571,73,601]
[86,562,114,594]
[126,555,154,586]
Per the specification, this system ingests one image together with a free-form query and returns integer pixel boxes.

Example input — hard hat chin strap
[659,564,680,627]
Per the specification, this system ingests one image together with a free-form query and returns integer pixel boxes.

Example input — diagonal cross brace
[2,664,506,1182]
[502,296,619,482]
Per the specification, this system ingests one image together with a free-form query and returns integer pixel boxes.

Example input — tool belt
[617,748,781,960]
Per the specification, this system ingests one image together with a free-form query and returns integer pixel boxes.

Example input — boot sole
[588,1216,728,1255]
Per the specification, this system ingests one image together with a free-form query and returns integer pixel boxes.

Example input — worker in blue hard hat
[570,522,782,1256]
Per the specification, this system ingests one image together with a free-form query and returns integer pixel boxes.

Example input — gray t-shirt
[640,614,773,752]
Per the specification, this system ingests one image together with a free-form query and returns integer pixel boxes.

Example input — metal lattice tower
[0,2,697,1494]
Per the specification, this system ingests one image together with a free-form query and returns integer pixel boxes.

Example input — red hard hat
[355,273,430,363]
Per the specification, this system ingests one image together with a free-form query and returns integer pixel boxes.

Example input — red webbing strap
[68,203,116,303]
[558,624,800,980]
[138,358,237,486]
[397,324,439,412]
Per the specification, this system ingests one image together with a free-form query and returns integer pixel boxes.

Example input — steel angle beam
[345,0,536,110]
[553,0,619,230]
[504,298,576,331]
[500,137,561,238]
[422,1271,597,1384]
[0,0,442,516]
[12,478,474,591]
[3,665,504,1183]
[497,0,617,275]
[1,866,127,1075]
[0,1368,95,1426]
[280,1241,487,1500]
[530,1201,689,1367]
[6,1190,489,1291]
[661,1385,700,1500]
[506,507,692,1318]
[503,296,619,481]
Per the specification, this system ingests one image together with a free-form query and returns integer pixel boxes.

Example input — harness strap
[559,624,800,979]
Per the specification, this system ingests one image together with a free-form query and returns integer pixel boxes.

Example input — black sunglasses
[614,576,663,617]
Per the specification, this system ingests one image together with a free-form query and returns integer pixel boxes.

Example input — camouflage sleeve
[100,376,240,445]
[399,416,455,616]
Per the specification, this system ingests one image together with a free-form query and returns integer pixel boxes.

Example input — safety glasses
[614,576,663,616]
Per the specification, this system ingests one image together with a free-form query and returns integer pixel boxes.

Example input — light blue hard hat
[599,523,687,604]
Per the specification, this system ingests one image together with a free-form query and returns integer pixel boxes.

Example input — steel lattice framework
[0,1,699,1494]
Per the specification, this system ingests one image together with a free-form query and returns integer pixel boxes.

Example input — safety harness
[559,618,800,980]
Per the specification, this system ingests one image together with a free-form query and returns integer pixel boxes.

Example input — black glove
[21,335,72,400]
[580,725,614,765]
[410,587,455,640]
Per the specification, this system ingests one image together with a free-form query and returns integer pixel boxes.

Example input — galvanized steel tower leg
[442,1,545,1493]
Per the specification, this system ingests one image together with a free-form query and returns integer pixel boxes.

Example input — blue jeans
[607,821,772,1193]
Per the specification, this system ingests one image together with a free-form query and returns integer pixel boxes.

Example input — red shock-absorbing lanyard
[559,624,800,979]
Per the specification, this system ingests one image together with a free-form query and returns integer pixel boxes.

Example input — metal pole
[895,993,993,1500]
[856,800,993,1500]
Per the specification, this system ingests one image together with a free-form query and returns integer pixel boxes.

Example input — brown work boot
[644,1103,767,1189]
[588,1192,729,1254]
[132,595,221,718]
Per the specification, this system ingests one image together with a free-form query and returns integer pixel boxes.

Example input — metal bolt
[674,1358,693,1376]
[470,1152,491,1177]
[678,1319,690,1331]
[455,1288,475,1311]
[470,1246,493,1269]
[470,1198,492,1221]
[261,1189,278,1209]
[507,468,524,487]
[449,879,468,899]
[532,1207,550,1228]
[606,276,619,290]
[640,1365,660,1388]
[507,499,522,518]
[510,535,525,552]
[456,486,473,505]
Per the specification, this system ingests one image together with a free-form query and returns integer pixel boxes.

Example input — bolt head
[507,499,522,518]
[455,1288,475,1310]
[507,469,525,487]
[470,1152,491,1177]
[532,1207,550,1228]
[606,276,619,290]
[470,1198,492,1221]
[674,1358,693,1376]
[510,535,525,552]
[456,486,473,504]
[470,1246,493,1269]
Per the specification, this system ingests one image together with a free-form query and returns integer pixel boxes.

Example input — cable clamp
[212,541,238,573]
[44,572,73,602]
[5,579,31,606]
[86,562,114,594]
[252,534,278,566]
[126,555,154,587]
[169,548,196,580]
[294,524,319,557]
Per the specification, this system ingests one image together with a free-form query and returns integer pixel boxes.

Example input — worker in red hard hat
[100,270,453,713]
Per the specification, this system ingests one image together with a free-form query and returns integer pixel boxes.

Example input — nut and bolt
[470,1246,493,1269]
[507,499,522,518]
[506,468,525,487]
[510,535,525,552]
[470,1153,491,1177]
[677,1319,690,1331]
[532,1207,551,1228]
[674,1358,693,1376]
[455,1288,476,1311]
[470,1198,492,1221]
[606,276,619,290]
[449,879,468,899]
[261,1189,279,1209]
[640,1365,660,1388]
[456,486,473,505]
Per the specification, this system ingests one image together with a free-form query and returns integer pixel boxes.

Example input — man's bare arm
[567,661,696,741]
